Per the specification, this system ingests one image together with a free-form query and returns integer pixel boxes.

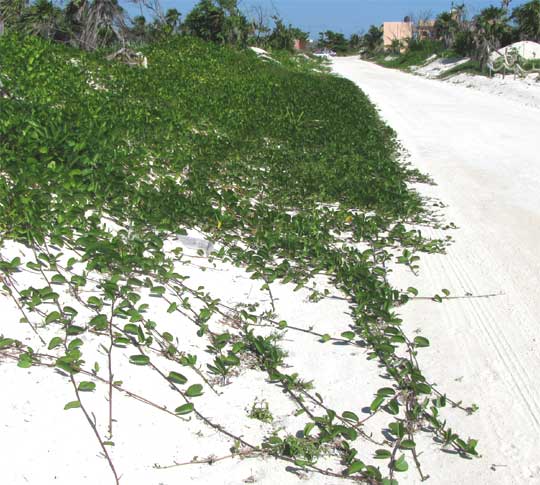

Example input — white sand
[412,55,540,110]
[0,234,384,484]
[490,40,540,61]
[445,71,540,110]
[332,57,540,484]
[412,56,470,79]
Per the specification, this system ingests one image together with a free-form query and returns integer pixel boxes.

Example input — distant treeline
[1,0,538,62]
[0,0,309,51]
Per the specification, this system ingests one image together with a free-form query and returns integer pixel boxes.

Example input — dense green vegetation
[0,34,479,483]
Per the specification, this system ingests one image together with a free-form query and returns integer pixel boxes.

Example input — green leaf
[370,395,385,412]
[163,332,174,342]
[342,411,359,422]
[51,274,67,284]
[340,426,358,441]
[114,336,130,346]
[56,358,76,374]
[66,325,85,336]
[341,331,355,340]
[87,296,103,308]
[150,286,166,296]
[124,324,139,335]
[167,302,177,313]
[63,306,78,316]
[64,400,81,410]
[175,403,194,415]
[385,399,400,415]
[78,381,96,392]
[389,421,406,438]
[267,436,282,445]
[68,338,83,350]
[392,454,408,472]
[374,449,391,459]
[303,422,315,437]
[129,355,150,365]
[0,338,15,349]
[17,354,32,368]
[45,311,61,324]
[377,387,395,397]
[416,383,432,394]
[390,333,406,343]
[466,439,479,455]
[89,314,107,330]
[168,371,188,384]
[346,460,365,475]
[414,336,430,348]
[186,384,203,397]
[400,439,416,450]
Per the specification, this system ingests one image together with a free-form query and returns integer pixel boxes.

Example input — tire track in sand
[423,225,540,431]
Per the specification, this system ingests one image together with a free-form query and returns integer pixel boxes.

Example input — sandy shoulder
[333,56,540,484]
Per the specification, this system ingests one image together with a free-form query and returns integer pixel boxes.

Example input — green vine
[0,34,478,484]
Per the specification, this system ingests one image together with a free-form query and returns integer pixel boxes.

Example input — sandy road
[332,58,540,484]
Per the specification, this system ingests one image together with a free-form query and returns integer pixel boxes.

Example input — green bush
[453,31,475,57]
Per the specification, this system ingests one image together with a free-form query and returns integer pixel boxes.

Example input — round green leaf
[186,384,203,397]
[175,403,194,415]
[129,355,150,366]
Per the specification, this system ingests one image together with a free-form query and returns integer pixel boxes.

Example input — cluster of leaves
[0,34,477,484]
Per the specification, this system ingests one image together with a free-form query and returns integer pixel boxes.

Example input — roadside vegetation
[0,26,480,485]
[375,39,447,70]
[361,0,540,77]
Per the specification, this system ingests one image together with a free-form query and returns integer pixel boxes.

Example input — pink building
[383,21,413,49]
[293,38,308,51]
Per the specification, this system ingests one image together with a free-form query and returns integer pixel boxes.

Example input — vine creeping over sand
[0,35,477,484]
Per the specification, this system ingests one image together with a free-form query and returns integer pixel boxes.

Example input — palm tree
[77,0,126,50]
[472,6,511,66]
[164,8,180,32]
[363,25,383,54]
[434,11,459,48]
[22,0,63,39]
[130,14,146,40]
[0,0,29,30]
[184,0,225,43]
[512,0,540,42]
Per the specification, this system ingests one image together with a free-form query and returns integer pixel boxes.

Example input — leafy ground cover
[0,34,477,484]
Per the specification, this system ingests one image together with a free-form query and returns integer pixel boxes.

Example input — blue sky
[129,0,529,36]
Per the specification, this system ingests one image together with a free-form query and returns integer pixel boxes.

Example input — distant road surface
[333,57,540,484]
